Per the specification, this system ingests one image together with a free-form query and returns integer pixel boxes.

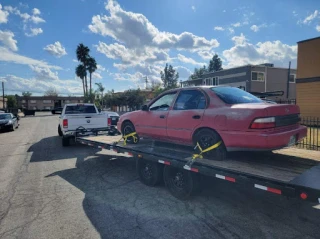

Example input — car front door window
[149,92,177,111]
[173,90,206,110]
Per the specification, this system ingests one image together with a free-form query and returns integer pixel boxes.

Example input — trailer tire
[193,128,226,161]
[122,121,139,144]
[62,136,70,147]
[163,165,199,200]
[137,159,162,186]
[58,125,63,136]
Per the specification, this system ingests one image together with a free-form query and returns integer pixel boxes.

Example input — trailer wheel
[137,158,162,186]
[193,128,226,161]
[62,136,70,147]
[122,121,139,144]
[58,125,63,136]
[163,165,199,200]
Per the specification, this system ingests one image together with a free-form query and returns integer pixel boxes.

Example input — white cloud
[191,6,196,12]
[0,4,9,24]
[30,15,45,24]
[32,8,40,15]
[44,41,67,58]
[316,25,320,32]
[30,65,59,81]
[25,27,43,37]
[228,28,235,34]
[177,54,205,67]
[293,11,298,17]
[223,34,297,68]
[214,26,225,31]
[197,50,214,60]
[0,46,61,70]
[72,59,78,63]
[302,10,318,24]
[97,64,106,71]
[250,24,267,32]
[0,74,83,95]
[88,0,219,51]
[232,22,241,27]
[92,72,102,79]
[0,30,18,51]
[174,66,192,79]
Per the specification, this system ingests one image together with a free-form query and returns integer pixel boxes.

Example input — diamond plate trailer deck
[76,134,320,203]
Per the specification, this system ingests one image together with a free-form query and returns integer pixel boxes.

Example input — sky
[0,0,319,96]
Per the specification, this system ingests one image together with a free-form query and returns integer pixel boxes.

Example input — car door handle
[192,115,201,119]
[160,115,165,119]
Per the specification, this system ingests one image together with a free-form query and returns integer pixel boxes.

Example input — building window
[30,100,36,103]
[22,100,26,103]
[252,72,265,81]
[203,77,219,86]
[43,100,51,103]
[289,74,296,83]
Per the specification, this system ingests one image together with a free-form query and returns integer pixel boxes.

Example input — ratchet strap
[192,141,222,160]
[117,132,138,146]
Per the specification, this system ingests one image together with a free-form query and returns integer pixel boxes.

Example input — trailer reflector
[300,192,308,200]
[215,174,236,182]
[183,165,199,172]
[158,160,171,165]
[254,184,282,195]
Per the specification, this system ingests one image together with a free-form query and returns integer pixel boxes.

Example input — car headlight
[6,120,13,125]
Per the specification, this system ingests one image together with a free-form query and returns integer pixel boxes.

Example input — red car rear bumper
[221,125,307,151]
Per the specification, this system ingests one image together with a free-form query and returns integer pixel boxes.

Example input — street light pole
[2,82,4,110]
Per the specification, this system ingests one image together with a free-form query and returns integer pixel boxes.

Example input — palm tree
[87,57,97,95]
[76,43,90,93]
[95,82,105,108]
[75,64,87,96]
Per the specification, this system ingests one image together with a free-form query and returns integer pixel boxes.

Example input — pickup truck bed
[76,134,320,203]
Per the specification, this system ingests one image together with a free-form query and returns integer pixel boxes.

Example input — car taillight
[108,118,111,125]
[63,119,68,128]
[250,117,275,129]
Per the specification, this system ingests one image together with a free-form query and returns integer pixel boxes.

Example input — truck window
[65,105,97,114]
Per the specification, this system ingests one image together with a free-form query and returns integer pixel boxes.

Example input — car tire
[11,125,15,131]
[163,165,199,200]
[193,128,227,161]
[136,158,163,186]
[62,137,70,147]
[58,125,63,137]
[122,121,139,144]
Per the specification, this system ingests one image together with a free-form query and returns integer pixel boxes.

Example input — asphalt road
[0,112,319,239]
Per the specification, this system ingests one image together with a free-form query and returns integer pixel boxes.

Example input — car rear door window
[173,90,206,110]
[149,92,177,111]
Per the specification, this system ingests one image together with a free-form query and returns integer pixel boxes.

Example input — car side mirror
[141,105,148,111]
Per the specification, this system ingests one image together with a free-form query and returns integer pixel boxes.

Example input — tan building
[17,96,85,110]
[296,37,320,118]
[0,97,7,109]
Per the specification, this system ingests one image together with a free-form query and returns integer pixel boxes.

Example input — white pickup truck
[58,103,110,146]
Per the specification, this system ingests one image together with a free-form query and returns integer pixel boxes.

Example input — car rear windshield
[211,87,262,104]
[0,114,11,119]
[65,105,97,114]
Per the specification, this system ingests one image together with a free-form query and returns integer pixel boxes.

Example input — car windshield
[211,87,263,104]
[65,105,97,114]
[0,114,11,120]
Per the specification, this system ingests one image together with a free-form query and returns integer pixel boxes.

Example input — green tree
[190,65,207,80]
[95,82,105,108]
[160,63,179,89]
[6,95,17,108]
[44,87,58,96]
[76,43,90,94]
[75,64,87,96]
[22,91,32,97]
[208,54,223,72]
[87,57,97,98]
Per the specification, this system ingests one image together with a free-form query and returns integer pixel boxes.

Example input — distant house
[296,36,320,118]
[0,97,7,109]
[182,63,296,101]
[16,96,85,110]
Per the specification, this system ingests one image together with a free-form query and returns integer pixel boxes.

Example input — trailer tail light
[250,117,275,129]
[300,192,308,200]
[108,118,111,126]
[63,119,68,128]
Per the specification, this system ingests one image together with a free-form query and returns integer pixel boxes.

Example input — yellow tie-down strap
[192,141,222,159]
[117,132,138,146]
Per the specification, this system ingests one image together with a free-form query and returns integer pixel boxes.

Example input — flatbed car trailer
[72,129,320,203]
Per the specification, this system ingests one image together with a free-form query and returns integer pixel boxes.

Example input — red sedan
[117,86,307,160]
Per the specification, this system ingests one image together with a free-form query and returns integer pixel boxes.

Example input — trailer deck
[76,134,320,203]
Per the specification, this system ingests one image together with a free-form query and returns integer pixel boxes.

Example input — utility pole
[145,76,148,89]
[2,82,4,110]
[287,61,291,99]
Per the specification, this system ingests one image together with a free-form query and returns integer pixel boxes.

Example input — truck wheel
[163,165,199,200]
[136,158,163,186]
[58,125,63,136]
[193,128,226,161]
[62,137,70,147]
[122,121,139,144]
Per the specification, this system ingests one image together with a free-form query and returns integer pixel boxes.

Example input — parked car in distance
[58,103,110,146]
[52,107,63,114]
[0,113,19,132]
[117,86,307,160]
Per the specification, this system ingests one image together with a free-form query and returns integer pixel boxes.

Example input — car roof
[64,103,95,106]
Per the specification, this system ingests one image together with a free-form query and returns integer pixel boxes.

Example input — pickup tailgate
[66,114,108,130]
